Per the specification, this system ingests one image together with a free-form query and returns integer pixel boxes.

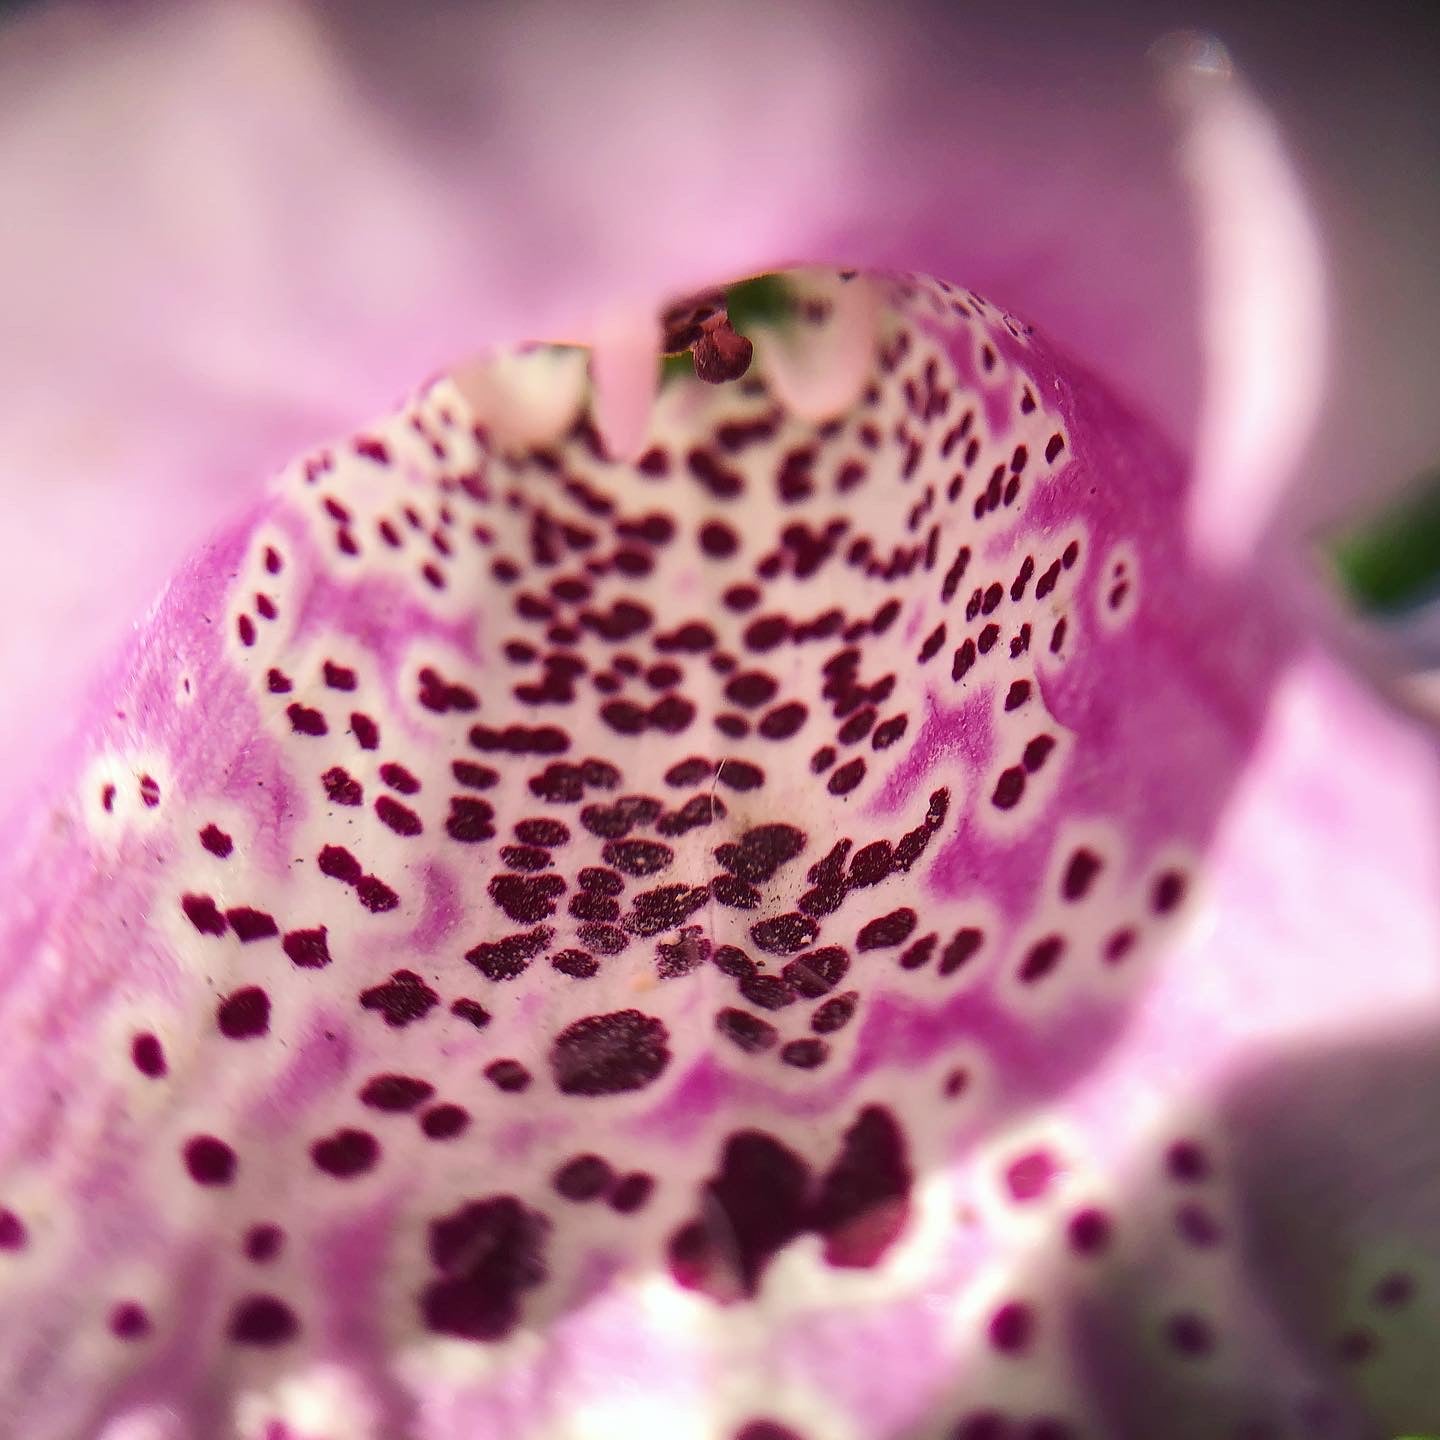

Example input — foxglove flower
[3,5,1440,1439]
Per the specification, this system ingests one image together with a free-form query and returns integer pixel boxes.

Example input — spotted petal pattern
[9,270,1431,1440]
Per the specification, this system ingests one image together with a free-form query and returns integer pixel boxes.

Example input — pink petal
[3,263,1435,1436]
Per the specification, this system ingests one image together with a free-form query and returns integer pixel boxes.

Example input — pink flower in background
[2,4,1439,1438]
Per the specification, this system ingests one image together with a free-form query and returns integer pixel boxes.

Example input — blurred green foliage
[1330,470,1440,614]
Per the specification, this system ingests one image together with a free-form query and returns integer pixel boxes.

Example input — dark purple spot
[780,1038,828,1069]
[380,761,422,794]
[516,817,569,847]
[1166,1139,1210,1183]
[485,1059,532,1093]
[421,1104,470,1140]
[550,1010,670,1095]
[286,703,327,737]
[812,1106,912,1266]
[717,759,765,792]
[872,714,908,751]
[609,1172,655,1213]
[603,838,673,877]
[716,1008,780,1054]
[199,824,233,858]
[0,1209,25,1250]
[131,1032,167,1078]
[857,909,917,951]
[1152,869,1187,914]
[697,520,740,559]
[1022,735,1055,772]
[360,970,439,1028]
[992,768,1026,810]
[782,946,850,998]
[1337,1327,1376,1364]
[446,796,497,843]
[848,840,893,888]
[183,1134,237,1186]
[1165,1311,1214,1357]
[488,873,566,924]
[1067,1207,1112,1256]
[421,1195,549,1341]
[323,659,357,691]
[109,1301,151,1340]
[743,615,789,653]
[988,1301,1034,1354]
[450,997,491,1029]
[1024,1420,1076,1440]
[553,1153,614,1201]
[812,992,859,1033]
[1176,1201,1223,1247]
[949,1413,1009,1440]
[810,745,837,773]
[1372,1271,1416,1309]
[838,705,876,745]
[725,671,777,709]
[467,926,554,982]
[226,907,278,943]
[739,973,797,1010]
[899,934,937,970]
[283,926,331,969]
[181,893,227,937]
[750,912,820,956]
[668,1131,810,1298]
[736,1425,806,1440]
[758,701,808,740]
[375,795,424,836]
[358,874,399,914]
[311,1128,379,1178]
[688,449,745,501]
[244,1224,284,1263]
[1018,936,1065,984]
[940,928,983,976]
[665,756,713,787]
[228,1294,299,1346]
[360,1074,436,1112]
[322,765,364,806]
[318,844,363,883]
[1104,928,1137,963]
[217,987,270,1039]
[1061,849,1101,901]
[578,922,629,955]
[453,760,499,790]
[657,927,710,978]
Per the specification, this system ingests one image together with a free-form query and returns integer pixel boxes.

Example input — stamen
[692,318,754,384]
[661,288,755,385]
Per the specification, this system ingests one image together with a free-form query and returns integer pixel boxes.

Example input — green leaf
[1329,469,1440,615]
[724,273,793,334]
